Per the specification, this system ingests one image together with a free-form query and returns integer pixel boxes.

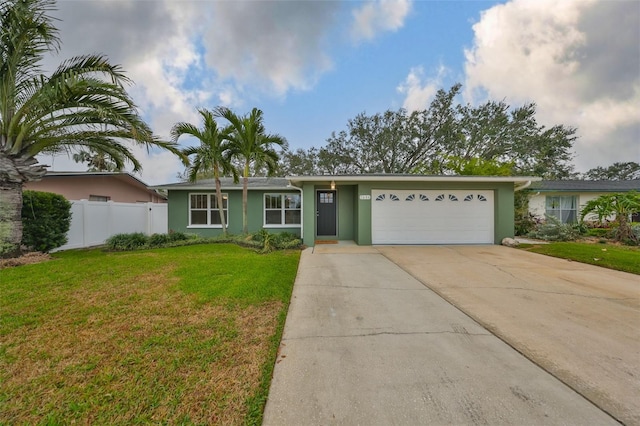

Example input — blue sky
[41,0,640,185]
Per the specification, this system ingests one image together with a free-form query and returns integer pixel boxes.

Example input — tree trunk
[0,181,24,252]
[616,213,631,242]
[242,173,248,234]
[0,153,47,253]
[213,169,227,236]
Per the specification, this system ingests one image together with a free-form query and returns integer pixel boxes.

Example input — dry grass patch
[0,252,51,269]
[0,244,299,424]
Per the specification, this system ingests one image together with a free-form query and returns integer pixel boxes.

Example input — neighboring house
[155,175,539,246]
[528,180,640,224]
[24,171,167,203]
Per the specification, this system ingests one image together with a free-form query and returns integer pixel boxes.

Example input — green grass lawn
[521,242,640,275]
[0,244,300,425]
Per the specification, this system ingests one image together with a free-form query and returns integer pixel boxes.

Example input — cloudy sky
[39,0,640,185]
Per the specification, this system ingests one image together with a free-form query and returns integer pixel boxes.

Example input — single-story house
[155,175,539,246]
[24,171,167,203]
[528,180,640,224]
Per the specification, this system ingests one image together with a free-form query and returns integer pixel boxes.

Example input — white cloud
[351,0,412,42]
[40,1,215,184]
[464,0,640,172]
[204,1,339,95]
[397,65,449,112]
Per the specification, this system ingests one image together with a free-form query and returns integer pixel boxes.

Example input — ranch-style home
[528,180,640,224]
[155,175,539,246]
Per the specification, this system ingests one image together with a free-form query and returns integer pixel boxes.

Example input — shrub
[106,232,149,251]
[148,233,170,247]
[107,232,201,251]
[248,230,302,252]
[271,231,303,250]
[168,231,190,242]
[630,225,640,246]
[614,224,640,246]
[21,191,72,252]
[586,228,610,238]
[527,215,579,242]
[515,213,538,236]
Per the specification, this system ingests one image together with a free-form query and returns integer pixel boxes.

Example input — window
[319,192,333,203]
[264,193,301,226]
[189,193,228,226]
[89,194,110,202]
[546,196,577,223]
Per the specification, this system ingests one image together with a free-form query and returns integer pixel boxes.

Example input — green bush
[21,190,72,252]
[527,215,579,242]
[168,231,190,242]
[148,233,170,246]
[630,225,640,246]
[107,232,200,251]
[106,232,149,250]
[106,230,301,252]
[586,228,610,238]
[253,230,302,251]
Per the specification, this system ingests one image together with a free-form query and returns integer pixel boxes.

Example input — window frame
[188,193,228,228]
[89,194,111,202]
[263,193,301,228]
[545,195,577,224]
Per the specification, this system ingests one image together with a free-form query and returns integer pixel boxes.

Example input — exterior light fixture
[330,180,336,190]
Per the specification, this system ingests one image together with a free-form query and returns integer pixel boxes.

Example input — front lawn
[0,244,300,425]
[520,242,640,275]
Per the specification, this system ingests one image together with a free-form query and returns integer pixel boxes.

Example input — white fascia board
[152,185,291,191]
[286,175,541,184]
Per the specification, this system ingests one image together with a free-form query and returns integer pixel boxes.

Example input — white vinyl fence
[56,200,168,251]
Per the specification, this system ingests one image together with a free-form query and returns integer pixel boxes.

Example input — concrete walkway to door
[262,246,617,425]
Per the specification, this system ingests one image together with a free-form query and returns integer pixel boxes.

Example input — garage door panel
[371,190,494,244]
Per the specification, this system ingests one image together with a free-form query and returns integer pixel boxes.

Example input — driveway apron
[263,247,616,425]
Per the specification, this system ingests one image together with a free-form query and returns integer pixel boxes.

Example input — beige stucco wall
[24,175,166,203]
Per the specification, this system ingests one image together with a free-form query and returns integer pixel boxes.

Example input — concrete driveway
[379,245,640,425]
[263,245,627,425]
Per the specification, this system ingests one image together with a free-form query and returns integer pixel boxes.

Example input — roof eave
[286,175,541,185]
[152,185,293,191]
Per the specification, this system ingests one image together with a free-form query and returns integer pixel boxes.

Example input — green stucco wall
[167,189,302,237]
[298,180,516,246]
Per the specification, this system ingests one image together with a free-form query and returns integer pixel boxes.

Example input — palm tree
[171,109,235,235]
[215,107,285,234]
[72,149,121,172]
[0,0,184,251]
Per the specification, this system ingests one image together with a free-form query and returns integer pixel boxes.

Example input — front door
[316,190,337,236]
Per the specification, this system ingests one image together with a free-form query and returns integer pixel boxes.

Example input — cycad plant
[0,0,184,251]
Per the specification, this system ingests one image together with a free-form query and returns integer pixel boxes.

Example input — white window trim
[188,192,228,228]
[545,195,577,224]
[263,193,301,228]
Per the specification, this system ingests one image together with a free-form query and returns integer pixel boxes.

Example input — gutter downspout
[287,182,303,238]
[514,180,533,192]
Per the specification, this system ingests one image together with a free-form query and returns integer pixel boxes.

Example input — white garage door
[371,189,494,244]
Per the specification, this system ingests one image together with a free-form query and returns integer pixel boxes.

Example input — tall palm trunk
[242,160,250,234]
[213,167,227,236]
